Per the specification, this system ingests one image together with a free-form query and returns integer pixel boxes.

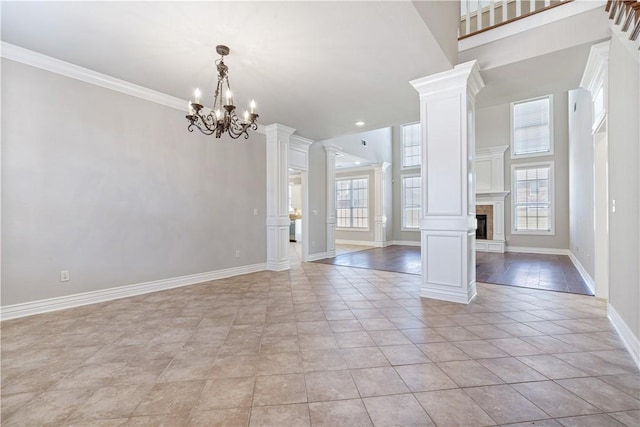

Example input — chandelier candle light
[186,45,259,139]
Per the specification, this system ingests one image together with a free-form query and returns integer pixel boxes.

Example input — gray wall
[607,37,639,340]
[335,168,375,243]
[391,124,421,243]
[1,59,266,306]
[308,142,327,256]
[412,0,459,67]
[568,88,595,279]
[476,90,570,250]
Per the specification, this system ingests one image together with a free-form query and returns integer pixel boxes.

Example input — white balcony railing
[459,0,573,38]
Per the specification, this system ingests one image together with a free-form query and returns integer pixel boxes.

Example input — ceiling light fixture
[186,45,259,139]
[355,121,365,126]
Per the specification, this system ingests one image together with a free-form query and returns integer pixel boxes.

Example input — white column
[289,135,314,263]
[265,123,296,271]
[410,61,485,304]
[373,162,390,248]
[324,144,339,258]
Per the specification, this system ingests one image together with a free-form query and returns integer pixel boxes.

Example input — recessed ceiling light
[355,121,365,126]
[355,161,361,165]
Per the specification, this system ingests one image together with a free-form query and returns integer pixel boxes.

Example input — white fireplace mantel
[475,146,509,253]
[476,191,510,200]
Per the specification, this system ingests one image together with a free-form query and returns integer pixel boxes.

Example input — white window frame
[401,173,421,231]
[510,94,554,160]
[401,122,421,170]
[511,161,555,236]
[335,175,370,231]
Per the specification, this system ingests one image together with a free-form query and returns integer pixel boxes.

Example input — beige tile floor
[1,262,639,426]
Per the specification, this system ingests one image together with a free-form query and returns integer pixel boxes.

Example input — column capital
[290,134,314,150]
[323,143,342,153]
[410,60,484,98]
[264,123,296,139]
[373,162,391,172]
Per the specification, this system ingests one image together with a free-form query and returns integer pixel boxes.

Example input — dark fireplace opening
[476,214,487,240]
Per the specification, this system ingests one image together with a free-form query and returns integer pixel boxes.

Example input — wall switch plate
[235,250,240,258]
[312,210,318,216]
[253,209,258,215]
[60,270,70,282]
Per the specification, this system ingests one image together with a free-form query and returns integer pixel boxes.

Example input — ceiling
[477,42,595,108]
[1,1,453,141]
[335,152,373,170]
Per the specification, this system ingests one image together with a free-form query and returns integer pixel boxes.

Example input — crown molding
[579,41,610,95]
[1,42,189,111]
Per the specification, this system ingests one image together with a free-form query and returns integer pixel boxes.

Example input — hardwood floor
[315,246,593,296]
[315,246,421,275]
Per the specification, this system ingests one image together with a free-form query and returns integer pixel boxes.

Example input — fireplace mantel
[476,191,509,200]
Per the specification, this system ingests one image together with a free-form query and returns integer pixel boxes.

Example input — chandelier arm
[198,110,218,132]
[187,120,215,135]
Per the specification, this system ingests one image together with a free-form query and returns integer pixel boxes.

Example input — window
[511,95,553,158]
[336,177,369,229]
[402,175,421,229]
[402,123,421,168]
[512,162,554,235]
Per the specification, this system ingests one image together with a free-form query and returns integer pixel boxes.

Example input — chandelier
[186,45,259,139]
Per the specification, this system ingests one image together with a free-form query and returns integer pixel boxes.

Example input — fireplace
[476,215,487,239]
[475,146,509,252]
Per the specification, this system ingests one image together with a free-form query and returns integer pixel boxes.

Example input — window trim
[511,161,555,236]
[401,122,421,170]
[510,94,554,160]
[335,175,370,231]
[401,173,421,231]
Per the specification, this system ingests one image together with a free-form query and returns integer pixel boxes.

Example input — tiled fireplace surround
[476,205,494,241]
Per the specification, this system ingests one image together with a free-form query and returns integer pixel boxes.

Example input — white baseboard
[307,252,328,262]
[506,246,569,256]
[335,239,376,246]
[390,240,421,247]
[266,261,290,272]
[608,303,640,370]
[0,263,267,321]
[568,251,595,295]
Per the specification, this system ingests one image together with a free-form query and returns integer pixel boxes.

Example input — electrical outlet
[235,250,240,258]
[60,270,70,282]
[253,208,258,215]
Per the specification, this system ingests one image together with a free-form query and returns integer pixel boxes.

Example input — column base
[267,260,291,272]
[420,282,477,304]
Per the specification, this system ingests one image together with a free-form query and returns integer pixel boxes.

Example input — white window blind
[402,123,421,168]
[336,178,369,229]
[511,96,552,157]
[512,163,553,233]
[402,175,421,229]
